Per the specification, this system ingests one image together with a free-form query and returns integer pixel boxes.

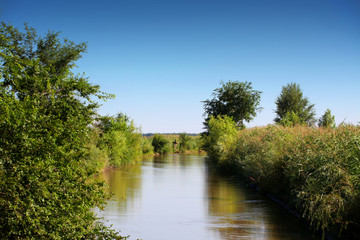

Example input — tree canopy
[203,81,262,129]
[318,109,336,128]
[0,23,125,239]
[274,82,316,126]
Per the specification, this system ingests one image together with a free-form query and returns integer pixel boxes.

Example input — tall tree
[274,82,316,126]
[203,81,262,129]
[318,109,336,128]
[0,23,125,239]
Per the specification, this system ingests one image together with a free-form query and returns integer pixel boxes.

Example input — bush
[141,137,154,155]
[84,127,109,173]
[98,115,143,167]
[152,134,171,154]
[178,133,199,153]
[202,115,239,162]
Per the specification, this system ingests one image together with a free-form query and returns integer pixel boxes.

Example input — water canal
[95,154,318,240]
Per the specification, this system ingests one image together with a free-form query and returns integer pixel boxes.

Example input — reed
[205,119,360,239]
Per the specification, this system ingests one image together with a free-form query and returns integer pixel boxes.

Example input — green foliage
[205,123,360,239]
[83,127,110,173]
[203,81,262,129]
[0,23,126,239]
[275,82,316,126]
[318,109,336,128]
[98,114,143,167]
[178,133,199,153]
[202,115,239,162]
[152,134,171,154]
[141,137,154,155]
[279,111,305,127]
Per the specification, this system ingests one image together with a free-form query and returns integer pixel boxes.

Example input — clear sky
[1,0,359,133]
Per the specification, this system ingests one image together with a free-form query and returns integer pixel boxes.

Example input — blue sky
[1,0,359,133]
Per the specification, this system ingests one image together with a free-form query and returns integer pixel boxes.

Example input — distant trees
[0,23,125,239]
[203,81,262,129]
[318,109,336,128]
[274,83,316,126]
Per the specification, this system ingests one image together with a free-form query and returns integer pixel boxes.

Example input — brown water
[95,154,319,240]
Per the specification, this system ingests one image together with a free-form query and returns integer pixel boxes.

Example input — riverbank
[85,128,203,174]
[203,116,360,239]
[84,114,203,171]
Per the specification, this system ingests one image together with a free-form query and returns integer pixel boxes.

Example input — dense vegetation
[81,113,147,175]
[0,22,203,239]
[201,81,360,239]
[202,109,360,239]
[0,23,127,239]
[150,133,201,155]
[2,20,358,239]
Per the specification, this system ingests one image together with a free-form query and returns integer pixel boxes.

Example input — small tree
[202,115,239,161]
[318,109,336,128]
[179,133,193,153]
[274,82,316,126]
[203,81,262,129]
[152,134,170,154]
[98,114,143,166]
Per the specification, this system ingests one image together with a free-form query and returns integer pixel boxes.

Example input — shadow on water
[96,155,320,240]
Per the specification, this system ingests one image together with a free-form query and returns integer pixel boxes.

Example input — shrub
[178,133,199,153]
[203,115,239,162]
[98,115,143,167]
[152,134,171,154]
[84,127,109,173]
[141,137,154,155]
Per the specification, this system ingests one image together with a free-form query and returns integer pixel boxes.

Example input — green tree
[141,137,154,155]
[318,109,336,128]
[179,133,192,153]
[0,23,125,239]
[203,81,262,129]
[152,134,170,154]
[279,111,304,127]
[274,82,316,126]
[98,114,143,166]
[202,115,239,162]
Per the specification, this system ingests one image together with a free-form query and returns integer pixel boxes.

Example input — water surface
[96,154,318,240]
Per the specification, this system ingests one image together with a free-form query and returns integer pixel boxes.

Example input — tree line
[86,116,202,172]
[203,80,336,131]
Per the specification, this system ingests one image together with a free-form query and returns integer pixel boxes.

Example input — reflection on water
[205,167,317,240]
[95,155,318,240]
